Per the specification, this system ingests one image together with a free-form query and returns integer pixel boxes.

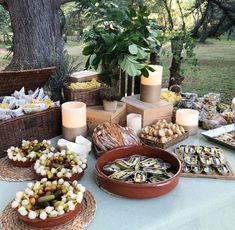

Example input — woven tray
[0,157,36,181]
[0,191,96,230]
[0,107,62,156]
[174,146,235,180]
[63,81,106,106]
[140,131,189,149]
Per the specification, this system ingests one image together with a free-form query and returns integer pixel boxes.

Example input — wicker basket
[0,67,56,96]
[140,131,189,149]
[63,82,106,106]
[0,67,61,156]
[92,142,106,159]
[0,107,61,155]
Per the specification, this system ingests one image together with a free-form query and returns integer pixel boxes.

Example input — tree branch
[162,0,174,29]
[0,0,8,10]
[176,0,186,30]
[191,1,210,37]
[209,0,235,23]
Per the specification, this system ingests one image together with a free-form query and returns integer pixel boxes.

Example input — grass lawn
[173,38,235,103]
[0,38,234,102]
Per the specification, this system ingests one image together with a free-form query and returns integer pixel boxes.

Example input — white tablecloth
[1,131,235,230]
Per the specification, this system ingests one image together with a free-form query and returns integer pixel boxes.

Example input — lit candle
[127,113,142,134]
[140,65,163,103]
[176,109,199,135]
[62,102,87,141]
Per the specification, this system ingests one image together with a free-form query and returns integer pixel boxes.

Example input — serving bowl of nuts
[139,120,189,149]
[33,150,87,181]
[7,140,52,167]
[11,178,85,228]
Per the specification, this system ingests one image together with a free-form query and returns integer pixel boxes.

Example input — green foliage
[48,51,80,101]
[100,87,122,101]
[0,6,12,44]
[82,4,162,78]
[167,30,197,73]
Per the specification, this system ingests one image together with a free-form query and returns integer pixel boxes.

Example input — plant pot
[103,100,117,112]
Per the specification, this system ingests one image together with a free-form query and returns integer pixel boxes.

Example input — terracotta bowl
[31,165,86,182]
[9,159,35,168]
[18,202,82,228]
[95,145,181,199]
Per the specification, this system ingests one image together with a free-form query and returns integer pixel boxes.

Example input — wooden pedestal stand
[122,94,173,127]
[87,102,126,134]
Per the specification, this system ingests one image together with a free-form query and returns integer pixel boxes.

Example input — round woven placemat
[0,190,96,230]
[0,157,36,181]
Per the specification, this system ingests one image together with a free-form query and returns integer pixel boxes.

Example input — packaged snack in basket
[11,108,24,117]
[203,92,220,104]
[0,87,59,121]
[0,114,11,120]
[23,104,47,113]
[202,115,227,130]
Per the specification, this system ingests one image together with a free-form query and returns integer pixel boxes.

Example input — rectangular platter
[140,131,189,149]
[201,124,235,151]
[174,145,235,180]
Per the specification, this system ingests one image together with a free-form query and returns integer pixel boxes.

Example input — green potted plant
[82,4,162,87]
[100,87,122,112]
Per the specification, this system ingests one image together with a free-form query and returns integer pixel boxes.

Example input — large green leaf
[129,8,136,18]
[101,33,113,45]
[120,56,143,77]
[137,48,148,59]
[107,43,117,53]
[89,54,97,67]
[128,44,138,55]
[141,67,149,77]
[82,45,94,56]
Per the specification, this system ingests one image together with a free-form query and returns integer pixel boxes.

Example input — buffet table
[1,131,235,230]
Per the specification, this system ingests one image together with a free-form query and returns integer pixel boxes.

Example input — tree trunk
[168,38,184,93]
[5,0,64,70]
[150,52,160,65]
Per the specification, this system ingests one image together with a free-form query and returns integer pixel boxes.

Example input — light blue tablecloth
[1,131,235,230]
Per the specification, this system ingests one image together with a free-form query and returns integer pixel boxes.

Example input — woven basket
[0,67,56,96]
[92,142,106,159]
[63,81,106,106]
[0,107,62,156]
[140,131,189,149]
[0,67,61,156]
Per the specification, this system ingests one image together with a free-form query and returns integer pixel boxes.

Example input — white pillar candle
[176,109,199,135]
[127,113,142,134]
[140,65,163,103]
[141,65,163,86]
[62,102,87,141]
